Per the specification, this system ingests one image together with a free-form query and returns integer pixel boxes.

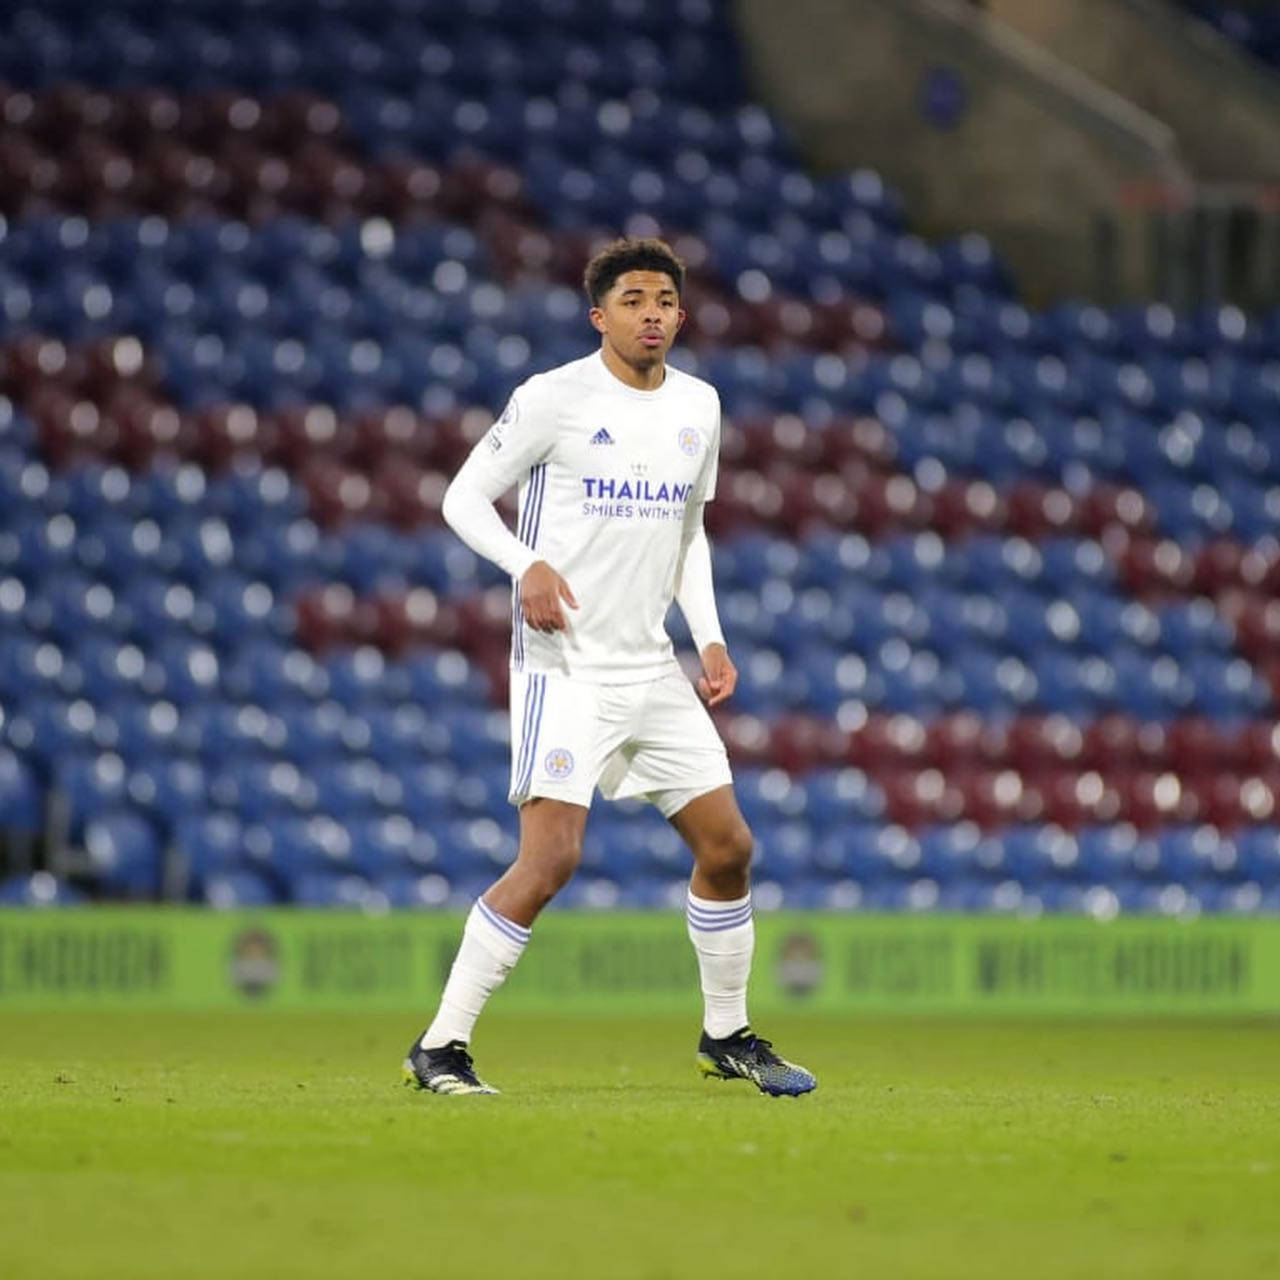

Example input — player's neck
[600,343,667,392]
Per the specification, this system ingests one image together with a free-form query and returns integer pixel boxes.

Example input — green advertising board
[1,909,1278,1015]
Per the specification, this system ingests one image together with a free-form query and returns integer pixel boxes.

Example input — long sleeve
[675,509,725,654]
[441,465,541,581]
[440,378,557,581]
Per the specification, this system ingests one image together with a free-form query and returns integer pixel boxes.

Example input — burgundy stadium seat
[1004,483,1083,539]
[193,403,275,470]
[1165,716,1238,775]
[930,477,1008,538]
[957,768,1043,829]
[1005,713,1085,772]
[1117,537,1196,598]
[847,713,929,771]
[716,713,779,770]
[372,589,461,657]
[268,404,358,471]
[371,157,446,223]
[111,393,195,470]
[681,284,757,349]
[1236,721,1280,772]
[113,88,183,151]
[1079,483,1155,538]
[1038,769,1123,829]
[1118,770,1202,831]
[374,459,448,530]
[1079,713,1168,772]
[924,710,994,769]
[350,406,439,471]
[295,583,360,652]
[881,767,964,828]
[301,459,387,528]
[258,92,345,151]
[439,158,531,222]
[768,714,850,772]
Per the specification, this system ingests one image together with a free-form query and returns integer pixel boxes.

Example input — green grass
[1,1013,1278,1279]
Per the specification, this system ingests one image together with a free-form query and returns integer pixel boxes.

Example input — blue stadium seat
[10,697,112,769]
[127,755,209,830]
[199,868,282,908]
[223,642,330,703]
[2,0,1278,918]
[209,757,318,821]
[0,745,43,834]
[83,809,164,896]
[0,871,86,907]
[173,811,256,881]
[52,750,131,833]
[377,870,454,910]
[289,871,386,910]
[364,703,454,763]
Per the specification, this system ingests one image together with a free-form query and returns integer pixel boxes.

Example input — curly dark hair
[582,236,685,307]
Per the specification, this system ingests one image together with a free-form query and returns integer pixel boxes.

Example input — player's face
[590,270,685,374]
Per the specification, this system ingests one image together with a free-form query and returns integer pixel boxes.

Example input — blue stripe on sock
[686,899,754,931]
[687,913,754,933]
[686,904,753,925]
[476,897,531,946]
[686,896,752,916]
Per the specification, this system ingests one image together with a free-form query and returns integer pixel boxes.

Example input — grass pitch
[1,1012,1277,1279]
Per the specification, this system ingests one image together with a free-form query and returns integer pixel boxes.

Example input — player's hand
[520,560,579,633]
[696,642,737,706]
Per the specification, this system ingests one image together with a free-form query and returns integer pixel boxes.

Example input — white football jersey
[450,351,720,681]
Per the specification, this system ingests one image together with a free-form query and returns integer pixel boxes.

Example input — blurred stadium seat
[0,0,1275,913]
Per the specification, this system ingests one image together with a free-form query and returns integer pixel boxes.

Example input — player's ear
[588,306,606,335]
[675,307,686,334]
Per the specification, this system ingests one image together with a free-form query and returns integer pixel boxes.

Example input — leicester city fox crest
[677,426,701,456]
[543,747,575,779]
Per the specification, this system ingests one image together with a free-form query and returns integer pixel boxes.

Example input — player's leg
[403,798,588,1093]
[674,782,753,900]
[405,674,615,1095]
[669,784,756,1039]
[610,672,816,1096]
[486,796,590,925]
[670,786,816,1096]
[421,798,588,1044]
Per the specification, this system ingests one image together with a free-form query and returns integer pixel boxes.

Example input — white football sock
[685,889,753,1038]
[420,898,531,1048]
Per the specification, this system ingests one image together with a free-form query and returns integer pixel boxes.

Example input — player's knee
[542,843,582,895]
[523,828,583,904]
[697,819,753,889]
[725,820,754,871]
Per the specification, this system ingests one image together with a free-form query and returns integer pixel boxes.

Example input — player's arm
[676,396,733,704]
[440,385,577,631]
[675,504,734,706]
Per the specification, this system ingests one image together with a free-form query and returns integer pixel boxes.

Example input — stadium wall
[731,0,1187,304]
[986,0,1280,182]
[1,911,1277,1016]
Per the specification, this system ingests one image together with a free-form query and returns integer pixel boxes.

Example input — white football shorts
[507,668,733,817]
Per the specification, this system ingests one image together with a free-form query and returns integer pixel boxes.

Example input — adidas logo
[589,428,615,445]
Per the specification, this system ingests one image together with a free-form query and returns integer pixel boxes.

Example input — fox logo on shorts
[544,748,575,779]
